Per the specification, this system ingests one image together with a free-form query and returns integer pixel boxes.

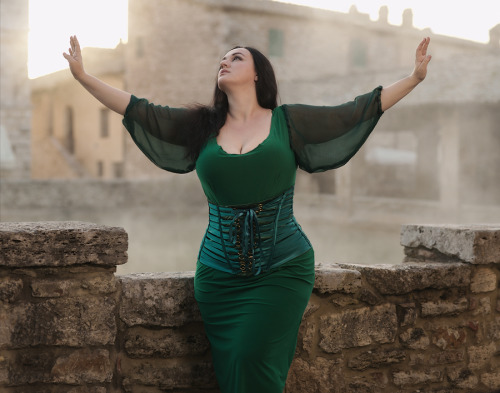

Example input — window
[100,108,109,138]
[113,162,124,178]
[136,36,144,58]
[269,29,284,57]
[64,106,75,154]
[97,161,104,177]
[349,39,367,68]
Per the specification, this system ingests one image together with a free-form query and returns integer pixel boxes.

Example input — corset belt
[198,187,311,276]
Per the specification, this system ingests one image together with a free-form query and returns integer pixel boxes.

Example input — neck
[225,85,261,121]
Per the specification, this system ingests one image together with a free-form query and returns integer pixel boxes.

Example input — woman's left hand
[411,37,432,82]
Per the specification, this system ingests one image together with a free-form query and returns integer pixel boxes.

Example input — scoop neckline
[216,108,276,156]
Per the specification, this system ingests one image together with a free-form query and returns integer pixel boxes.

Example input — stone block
[337,262,470,295]
[286,357,346,393]
[447,367,479,389]
[470,268,497,293]
[396,303,417,327]
[31,274,117,298]
[471,296,491,316]
[421,297,468,317]
[319,304,397,353]
[431,327,467,349]
[124,326,209,358]
[51,349,112,384]
[487,316,500,341]
[481,371,500,390]
[0,296,116,348]
[401,224,500,264]
[0,221,128,267]
[468,342,497,370]
[347,348,406,371]
[119,272,201,327]
[314,264,362,294]
[399,327,430,349]
[392,369,442,386]
[121,359,216,390]
[0,276,23,303]
[6,348,111,385]
[430,349,465,365]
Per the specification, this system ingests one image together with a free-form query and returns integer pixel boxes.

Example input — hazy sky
[28,0,499,78]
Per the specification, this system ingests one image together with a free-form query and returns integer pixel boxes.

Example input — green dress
[122,86,383,392]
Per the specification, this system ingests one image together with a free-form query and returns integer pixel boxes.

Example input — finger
[73,35,81,53]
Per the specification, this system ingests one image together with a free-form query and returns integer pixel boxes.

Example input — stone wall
[0,221,499,392]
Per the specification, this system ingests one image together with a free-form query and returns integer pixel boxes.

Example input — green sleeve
[122,95,195,174]
[282,86,384,173]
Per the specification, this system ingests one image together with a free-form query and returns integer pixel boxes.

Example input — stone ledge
[0,221,128,267]
[401,224,500,264]
[337,262,471,295]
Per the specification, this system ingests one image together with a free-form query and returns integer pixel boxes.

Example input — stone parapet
[0,221,128,267]
[0,222,499,392]
[401,224,500,264]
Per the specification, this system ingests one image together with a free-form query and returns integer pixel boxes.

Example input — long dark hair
[185,46,278,161]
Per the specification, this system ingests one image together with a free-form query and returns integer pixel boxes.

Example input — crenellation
[1,221,499,392]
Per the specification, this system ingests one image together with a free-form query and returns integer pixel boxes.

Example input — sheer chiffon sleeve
[282,86,384,173]
[122,95,195,174]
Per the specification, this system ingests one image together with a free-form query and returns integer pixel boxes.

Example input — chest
[216,111,272,155]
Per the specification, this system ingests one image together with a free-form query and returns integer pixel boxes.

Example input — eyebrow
[221,51,245,60]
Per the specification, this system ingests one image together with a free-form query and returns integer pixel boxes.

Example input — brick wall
[0,221,499,392]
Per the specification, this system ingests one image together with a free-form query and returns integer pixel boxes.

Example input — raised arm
[380,37,432,112]
[63,35,131,115]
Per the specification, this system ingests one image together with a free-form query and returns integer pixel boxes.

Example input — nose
[220,59,229,69]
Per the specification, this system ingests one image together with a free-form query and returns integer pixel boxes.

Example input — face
[217,48,257,92]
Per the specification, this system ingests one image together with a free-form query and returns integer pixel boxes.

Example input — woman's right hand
[63,35,85,80]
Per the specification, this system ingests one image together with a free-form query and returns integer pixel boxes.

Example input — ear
[255,75,258,82]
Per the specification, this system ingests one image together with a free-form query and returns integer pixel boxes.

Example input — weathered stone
[421,297,468,317]
[119,272,201,327]
[51,349,112,383]
[286,357,346,393]
[447,367,479,389]
[338,262,470,295]
[401,224,500,264]
[314,264,361,294]
[31,274,117,298]
[431,327,467,349]
[392,369,442,386]
[302,300,320,318]
[481,371,500,390]
[408,353,425,366]
[124,326,209,358]
[0,221,128,267]
[487,316,500,340]
[299,320,316,355]
[0,354,8,384]
[121,360,216,389]
[468,342,497,370]
[68,387,107,393]
[470,268,497,293]
[6,348,111,385]
[319,304,397,353]
[471,297,491,316]
[0,277,23,303]
[0,296,116,348]
[430,349,465,365]
[345,372,388,393]
[347,349,406,371]
[396,303,417,327]
[399,327,430,349]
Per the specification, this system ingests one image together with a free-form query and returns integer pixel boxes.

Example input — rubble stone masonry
[0,221,499,392]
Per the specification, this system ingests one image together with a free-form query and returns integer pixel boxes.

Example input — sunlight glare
[28,0,128,78]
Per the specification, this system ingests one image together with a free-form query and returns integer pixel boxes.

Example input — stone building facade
[0,0,31,179]
[31,46,126,179]
[27,0,500,209]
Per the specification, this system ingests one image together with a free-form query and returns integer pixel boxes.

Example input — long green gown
[122,86,383,393]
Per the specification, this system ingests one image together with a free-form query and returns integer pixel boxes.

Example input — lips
[219,69,229,76]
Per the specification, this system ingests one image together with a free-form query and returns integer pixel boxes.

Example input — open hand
[412,37,432,82]
[63,35,85,80]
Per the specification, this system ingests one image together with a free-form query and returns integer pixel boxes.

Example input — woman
[64,36,431,392]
